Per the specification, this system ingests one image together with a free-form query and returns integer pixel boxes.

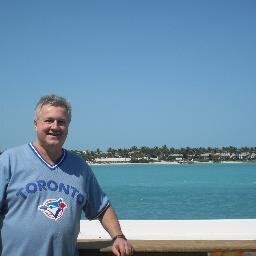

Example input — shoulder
[65,150,89,164]
[0,144,29,179]
[64,149,94,174]
[0,144,29,161]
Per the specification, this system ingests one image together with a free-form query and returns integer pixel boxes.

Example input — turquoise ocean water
[87,163,256,220]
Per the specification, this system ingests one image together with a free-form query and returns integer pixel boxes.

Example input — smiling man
[0,94,133,256]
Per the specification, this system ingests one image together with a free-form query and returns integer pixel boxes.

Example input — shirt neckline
[28,142,66,170]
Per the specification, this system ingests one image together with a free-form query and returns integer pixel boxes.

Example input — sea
[85,162,256,220]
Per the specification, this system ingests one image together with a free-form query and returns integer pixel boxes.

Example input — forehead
[39,104,68,118]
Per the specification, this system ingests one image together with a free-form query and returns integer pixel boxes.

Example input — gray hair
[34,94,72,123]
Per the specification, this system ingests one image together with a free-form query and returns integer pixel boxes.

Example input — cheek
[63,128,69,136]
[35,124,48,133]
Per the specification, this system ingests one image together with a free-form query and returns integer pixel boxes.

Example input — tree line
[71,145,256,163]
[1,145,255,163]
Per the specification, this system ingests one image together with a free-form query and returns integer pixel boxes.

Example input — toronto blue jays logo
[38,198,67,221]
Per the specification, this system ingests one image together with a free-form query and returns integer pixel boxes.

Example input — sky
[0,0,255,151]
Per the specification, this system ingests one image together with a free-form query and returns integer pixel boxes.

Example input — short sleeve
[0,152,11,212]
[83,169,110,220]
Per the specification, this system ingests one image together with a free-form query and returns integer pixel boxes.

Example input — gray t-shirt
[0,143,109,256]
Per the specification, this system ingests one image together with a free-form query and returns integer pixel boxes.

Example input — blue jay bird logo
[38,198,67,220]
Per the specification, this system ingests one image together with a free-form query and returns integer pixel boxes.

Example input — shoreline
[88,160,251,166]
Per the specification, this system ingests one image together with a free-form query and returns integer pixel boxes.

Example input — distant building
[94,157,131,163]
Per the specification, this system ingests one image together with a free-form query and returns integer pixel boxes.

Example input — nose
[51,120,59,129]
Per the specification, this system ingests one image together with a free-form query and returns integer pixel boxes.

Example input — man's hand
[98,206,134,255]
[112,237,134,256]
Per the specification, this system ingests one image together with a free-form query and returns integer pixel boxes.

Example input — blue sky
[0,0,255,151]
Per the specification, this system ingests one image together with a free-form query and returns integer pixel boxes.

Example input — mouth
[47,133,61,137]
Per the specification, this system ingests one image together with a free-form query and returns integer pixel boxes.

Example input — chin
[46,140,63,147]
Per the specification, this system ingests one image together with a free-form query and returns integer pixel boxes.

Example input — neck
[33,142,63,165]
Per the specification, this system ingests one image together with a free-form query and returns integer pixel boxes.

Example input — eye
[45,119,54,124]
[57,120,67,126]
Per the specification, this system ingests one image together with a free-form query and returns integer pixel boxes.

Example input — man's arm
[98,206,134,256]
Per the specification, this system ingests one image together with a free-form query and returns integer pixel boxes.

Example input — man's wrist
[112,234,127,242]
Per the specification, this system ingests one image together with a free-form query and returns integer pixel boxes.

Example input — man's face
[34,104,69,149]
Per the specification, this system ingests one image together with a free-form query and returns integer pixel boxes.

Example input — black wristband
[112,234,127,242]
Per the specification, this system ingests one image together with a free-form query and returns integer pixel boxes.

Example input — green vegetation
[71,145,256,164]
[1,145,255,164]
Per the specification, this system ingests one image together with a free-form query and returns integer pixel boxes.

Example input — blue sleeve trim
[90,201,111,220]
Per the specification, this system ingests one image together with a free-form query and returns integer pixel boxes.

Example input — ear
[34,120,37,128]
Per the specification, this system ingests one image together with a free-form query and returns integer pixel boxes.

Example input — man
[0,94,133,256]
